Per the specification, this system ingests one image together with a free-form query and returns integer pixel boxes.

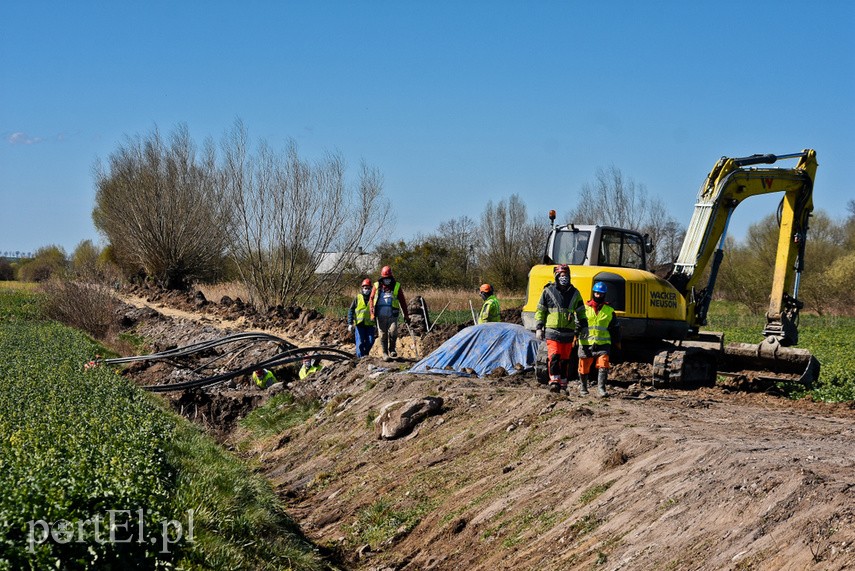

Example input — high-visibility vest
[354,294,374,326]
[579,304,614,346]
[299,364,322,380]
[373,281,401,311]
[252,369,276,388]
[478,295,501,323]
[535,284,584,331]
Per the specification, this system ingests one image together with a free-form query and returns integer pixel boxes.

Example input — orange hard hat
[553,264,570,276]
[479,283,493,294]
[361,278,371,287]
[380,266,393,278]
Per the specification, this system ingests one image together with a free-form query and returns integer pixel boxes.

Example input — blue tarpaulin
[408,323,542,377]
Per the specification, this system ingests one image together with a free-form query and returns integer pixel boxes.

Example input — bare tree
[478,194,536,291]
[93,124,232,288]
[436,216,480,284]
[566,166,685,270]
[223,122,392,308]
[645,201,685,270]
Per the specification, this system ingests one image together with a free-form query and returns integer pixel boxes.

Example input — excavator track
[652,348,716,388]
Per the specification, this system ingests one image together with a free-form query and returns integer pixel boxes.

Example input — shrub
[0,258,13,281]
[40,278,119,340]
[17,245,68,283]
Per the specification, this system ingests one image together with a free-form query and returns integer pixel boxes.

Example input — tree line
[6,121,854,317]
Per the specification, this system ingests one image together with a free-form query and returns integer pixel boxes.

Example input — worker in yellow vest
[369,265,410,360]
[578,281,620,397]
[535,264,587,394]
[252,368,276,389]
[477,283,501,324]
[347,278,377,358]
[299,357,323,380]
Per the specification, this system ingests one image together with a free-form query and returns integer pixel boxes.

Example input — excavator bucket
[722,339,820,385]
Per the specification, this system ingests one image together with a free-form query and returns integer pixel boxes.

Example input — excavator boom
[668,149,817,346]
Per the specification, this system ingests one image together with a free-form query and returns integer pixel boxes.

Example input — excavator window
[600,230,645,270]
[552,230,591,265]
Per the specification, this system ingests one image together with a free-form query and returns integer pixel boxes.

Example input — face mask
[557,275,569,287]
[593,293,605,303]
[480,292,488,301]
[361,287,371,294]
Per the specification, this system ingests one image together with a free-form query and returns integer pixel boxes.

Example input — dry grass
[197,282,526,312]
[415,287,526,311]
[197,281,251,303]
[0,280,38,291]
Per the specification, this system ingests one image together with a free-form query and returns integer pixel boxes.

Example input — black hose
[143,349,353,392]
[96,331,352,392]
[101,332,296,365]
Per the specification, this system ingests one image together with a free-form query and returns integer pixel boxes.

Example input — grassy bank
[0,286,330,570]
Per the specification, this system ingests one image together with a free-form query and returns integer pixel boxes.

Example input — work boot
[548,382,561,394]
[559,379,568,395]
[390,350,398,359]
[579,374,589,396]
[597,369,609,397]
[382,353,390,361]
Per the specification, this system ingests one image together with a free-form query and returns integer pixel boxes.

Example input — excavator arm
[668,150,817,346]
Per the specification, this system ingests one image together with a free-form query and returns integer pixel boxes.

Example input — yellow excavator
[522,149,820,385]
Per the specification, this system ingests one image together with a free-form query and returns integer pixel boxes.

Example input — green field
[0,287,328,570]
[704,302,855,401]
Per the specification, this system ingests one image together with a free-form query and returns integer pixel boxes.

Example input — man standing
[347,278,377,358]
[369,265,410,360]
[534,264,587,394]
[477,283,501,324]
[578,281,619,397]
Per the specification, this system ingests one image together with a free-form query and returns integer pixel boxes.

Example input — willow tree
[478,194,540,291]
[93,124,231,288]
[222,122,392,308]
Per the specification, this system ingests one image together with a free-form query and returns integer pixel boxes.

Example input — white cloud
[7,132,43,145]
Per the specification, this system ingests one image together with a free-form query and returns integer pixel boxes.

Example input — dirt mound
[253,363,855,571]
[113,288,855,570]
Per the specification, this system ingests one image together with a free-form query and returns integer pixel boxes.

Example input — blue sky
[2,1,853,255]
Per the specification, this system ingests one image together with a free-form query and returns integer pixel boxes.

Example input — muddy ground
[115,285,855,570]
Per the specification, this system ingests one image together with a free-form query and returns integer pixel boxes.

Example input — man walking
[578,281,619,397]
[534,264,587,394]
[369,266,410,360]
[347,278,377,358]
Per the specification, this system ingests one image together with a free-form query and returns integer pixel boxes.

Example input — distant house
[315,250,380,276]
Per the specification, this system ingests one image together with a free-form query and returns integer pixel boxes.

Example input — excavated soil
[115,286,855,570]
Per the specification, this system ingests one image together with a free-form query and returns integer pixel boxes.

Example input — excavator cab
[542,225,648,269]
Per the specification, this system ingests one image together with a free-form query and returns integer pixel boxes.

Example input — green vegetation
[345,495,432,551]
[579,481,615,506]
[0,287,327,570]
[240,393,320,438]
[489,509,561,549]
[707,301,855,401]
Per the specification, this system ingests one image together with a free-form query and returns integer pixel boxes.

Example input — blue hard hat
[592,282,607,294]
